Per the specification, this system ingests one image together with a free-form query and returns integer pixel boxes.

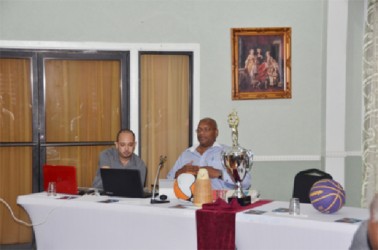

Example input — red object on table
[196,198,272,250]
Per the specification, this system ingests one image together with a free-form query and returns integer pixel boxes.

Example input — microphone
[151,155,170,204]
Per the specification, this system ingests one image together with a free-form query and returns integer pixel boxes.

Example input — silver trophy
[221,110,253,206]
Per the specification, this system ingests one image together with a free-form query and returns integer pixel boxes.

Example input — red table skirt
[196,198,272,250]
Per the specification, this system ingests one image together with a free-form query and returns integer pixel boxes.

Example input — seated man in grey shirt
[92,129,147,190]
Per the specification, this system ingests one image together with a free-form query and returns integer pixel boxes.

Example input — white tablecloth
[236,201,368,250]
[17,193,368,250]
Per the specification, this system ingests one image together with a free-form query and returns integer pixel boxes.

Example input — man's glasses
[195,128,214,133]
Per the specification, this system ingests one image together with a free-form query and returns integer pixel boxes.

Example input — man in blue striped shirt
[167,117,251,190]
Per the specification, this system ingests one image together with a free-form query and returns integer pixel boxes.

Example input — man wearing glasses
[92,129,147,190]
[167,117,251,190]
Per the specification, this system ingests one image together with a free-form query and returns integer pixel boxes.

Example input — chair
[292,168,332,203]
[43,165,78,194]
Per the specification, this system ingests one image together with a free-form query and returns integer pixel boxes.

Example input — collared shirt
[167,142,251,190]
[92,147,147,190]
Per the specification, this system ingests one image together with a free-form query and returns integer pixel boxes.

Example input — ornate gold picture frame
[231,27,291,100]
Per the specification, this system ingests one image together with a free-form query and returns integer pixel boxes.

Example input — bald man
[167,117,251,190]
[92,129,147,190]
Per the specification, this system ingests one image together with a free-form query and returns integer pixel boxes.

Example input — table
[17,193,368,250]
[236,201,368,250]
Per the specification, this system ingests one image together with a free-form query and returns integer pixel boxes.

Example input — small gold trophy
[221,110,253,206]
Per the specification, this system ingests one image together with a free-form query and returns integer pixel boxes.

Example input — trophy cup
[221,110,253,206]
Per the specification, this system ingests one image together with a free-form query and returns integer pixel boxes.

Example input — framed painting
[231,27,291,100]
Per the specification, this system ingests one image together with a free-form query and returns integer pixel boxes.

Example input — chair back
[292,168,332,203]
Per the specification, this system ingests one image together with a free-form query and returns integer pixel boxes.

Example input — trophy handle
[246,150,254,170]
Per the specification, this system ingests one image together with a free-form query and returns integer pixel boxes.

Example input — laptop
[43,165,78,195]
[100,168,152,198]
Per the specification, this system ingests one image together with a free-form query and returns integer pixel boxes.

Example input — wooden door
[0,51,128,245]
[0,57,34,244]
[42,57,124,187]
[140,53,192,188]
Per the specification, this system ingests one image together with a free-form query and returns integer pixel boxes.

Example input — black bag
[292,168,333,203]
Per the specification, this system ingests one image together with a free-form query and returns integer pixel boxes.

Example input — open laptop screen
[43,165,78,195]
[100,168,151,198]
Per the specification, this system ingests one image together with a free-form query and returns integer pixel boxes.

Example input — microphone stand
[151,155,170,204]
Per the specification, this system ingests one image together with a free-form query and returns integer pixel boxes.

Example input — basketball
[309,179,345,214]
[173,173,196,201]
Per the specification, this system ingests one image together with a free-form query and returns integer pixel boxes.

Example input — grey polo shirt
[92,147,147,190]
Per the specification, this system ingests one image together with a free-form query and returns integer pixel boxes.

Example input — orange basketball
[174,173,196,201]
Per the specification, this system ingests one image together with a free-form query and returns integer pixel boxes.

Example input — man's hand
[200,166,222,179]
[368,220,378,249]
[175,163,199,178]
[175,164,221,179]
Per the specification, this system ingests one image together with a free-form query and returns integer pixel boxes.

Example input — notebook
[100,168,152,198]
[43,165,78,195]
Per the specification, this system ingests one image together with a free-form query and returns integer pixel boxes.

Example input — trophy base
[228,195,251,206]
